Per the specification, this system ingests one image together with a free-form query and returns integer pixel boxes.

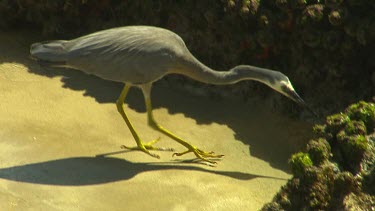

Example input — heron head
[270,73,306,107]
[268,74,318,116]
[232,65,318,116]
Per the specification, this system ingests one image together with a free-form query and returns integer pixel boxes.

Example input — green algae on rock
[300,4,325,24]
[346,101,375,132]
[307,138,331,165]
[288,152,313,178]
[345,120,367,136]
[326,113,350,135]
[262,101,375,211]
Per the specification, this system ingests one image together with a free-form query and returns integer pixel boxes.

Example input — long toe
[121,144,161,159]
[196,149,224,158]
[143,138,175,151]
[121,138,174,158]
[173,148,224,164]
[140,138,175,151]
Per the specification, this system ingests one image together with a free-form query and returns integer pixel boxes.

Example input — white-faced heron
[30,25,311,164]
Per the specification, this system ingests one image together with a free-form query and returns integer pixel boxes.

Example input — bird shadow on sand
[0,30,313,173]
[0,156,286,186]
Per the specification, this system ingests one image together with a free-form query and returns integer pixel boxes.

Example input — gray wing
[64,26,187,84]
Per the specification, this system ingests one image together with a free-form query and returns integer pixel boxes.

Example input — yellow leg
[116,84,173,159]
[140,84,224,164]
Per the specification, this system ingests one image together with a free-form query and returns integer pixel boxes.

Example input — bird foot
[121,137,174,159]
[172,147,224,164]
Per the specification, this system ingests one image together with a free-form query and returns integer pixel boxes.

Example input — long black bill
[283,88,319,117]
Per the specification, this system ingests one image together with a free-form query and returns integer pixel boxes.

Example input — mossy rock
[333,172,356,195]
[362,166,375,195]
[328,7,347,26]
[338,135,368,171]
[262,101,375,210]
[299,4,325,25]
[307,181,330,210]
[342,135,368,156]
[321,161,339,186]
[336,129,347,142]
[303,166,326,184]
[336,121,366,143]
[307,138,331,165]
[289,152,313,178]
[345,120,367,136]
[313,124,326,136]
[346,101,375,133]
[326,113,350,135]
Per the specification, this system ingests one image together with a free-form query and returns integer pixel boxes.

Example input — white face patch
[273,79,295,94]
[280,79,295,92]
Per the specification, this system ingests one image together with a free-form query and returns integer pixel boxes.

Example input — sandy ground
[0,31,313,210]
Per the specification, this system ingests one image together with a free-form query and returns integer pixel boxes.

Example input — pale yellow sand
[0,31,312,211]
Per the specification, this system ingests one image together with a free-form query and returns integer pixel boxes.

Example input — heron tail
[30,40,68,66]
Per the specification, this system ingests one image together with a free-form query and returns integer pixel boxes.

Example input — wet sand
[0,31,313,210]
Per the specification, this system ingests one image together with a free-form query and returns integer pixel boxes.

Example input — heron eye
[280,84,289,93]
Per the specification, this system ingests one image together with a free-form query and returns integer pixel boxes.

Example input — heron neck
[174,55,273,86]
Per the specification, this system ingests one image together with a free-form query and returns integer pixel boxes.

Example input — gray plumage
[31,26,291,91]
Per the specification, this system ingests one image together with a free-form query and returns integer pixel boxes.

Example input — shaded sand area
[0,31,313,210]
